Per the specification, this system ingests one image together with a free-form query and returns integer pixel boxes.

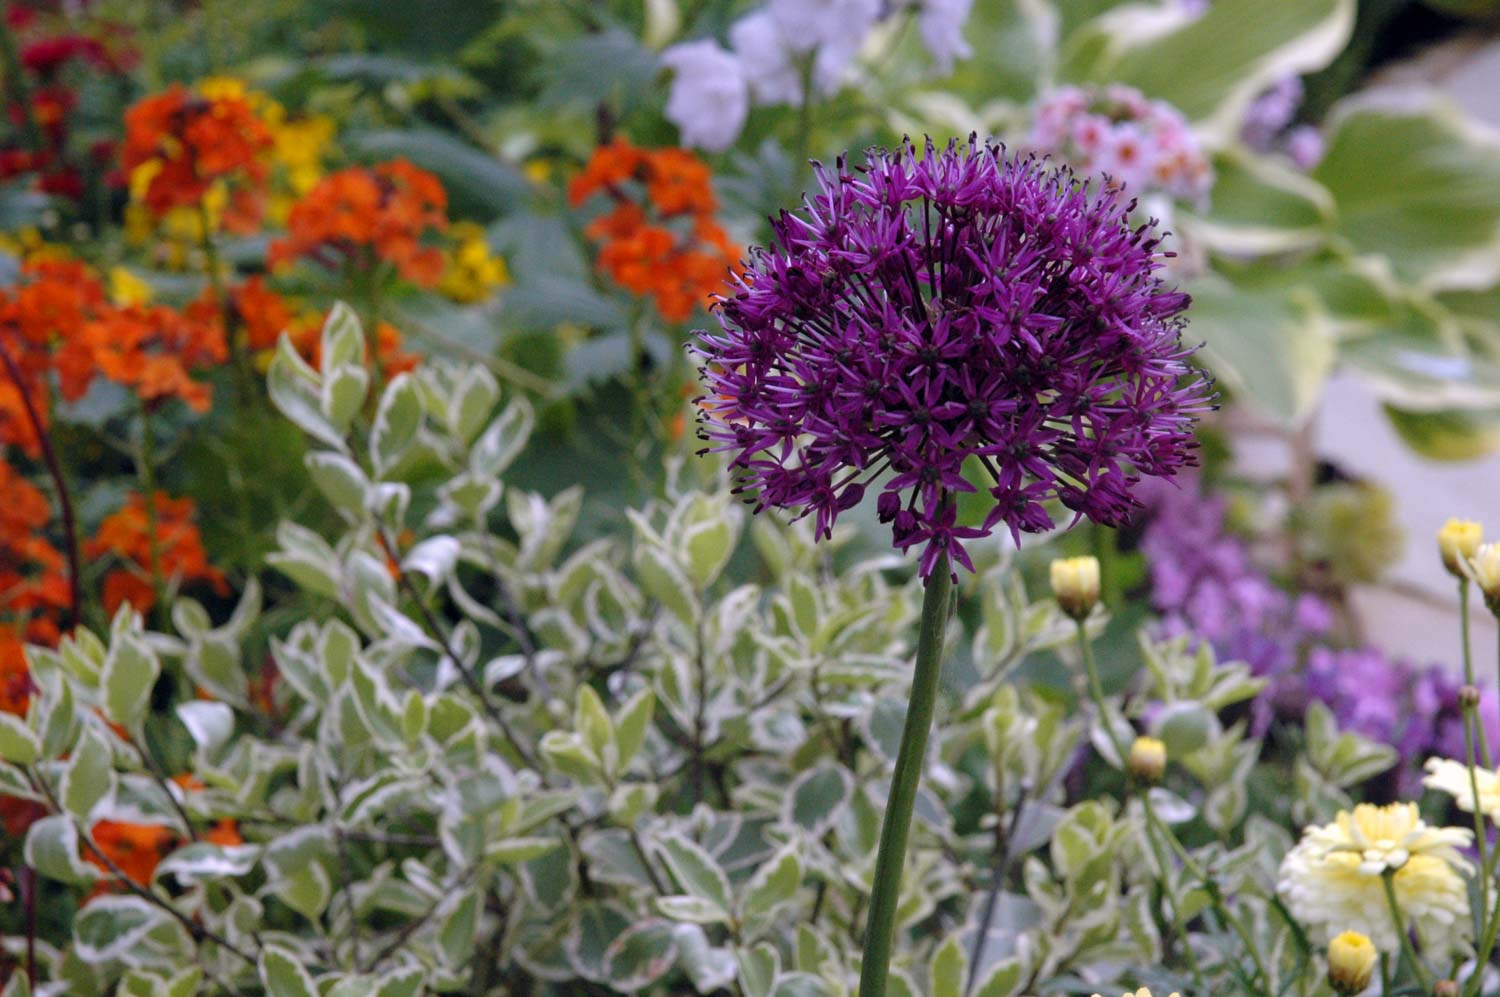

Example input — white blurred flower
[661,40,749,152]
[1426,757,1500,823]
[768,0,881,54]
[1277,802,1472,953]
[918,0,974,74]
[730,11,803,105]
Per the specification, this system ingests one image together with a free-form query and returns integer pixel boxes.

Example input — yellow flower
[108,267,154,307]
[439,222,510,303]
[1326,930,1376,995]
[1423,757,1500,823]
[1277,802,1472,953]
[1127,736,1166,783]
[1091,989,1180,997]
[1049,555,1100,620]
[1438,518,1482,577]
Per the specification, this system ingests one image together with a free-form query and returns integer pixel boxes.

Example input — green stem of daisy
[1074,621,1271,992]
[1461,579,1491,766]
[858,552,953,997]
[1382,869,1432,990]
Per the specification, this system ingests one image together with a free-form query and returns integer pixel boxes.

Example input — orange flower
[0,461,69,645]
[0,260,106,456]
[204,819,243,847]
[57,301,227,412]
[87,819,175,887]
[269,159,448,286]
[122,83,272,222]
[86,492,227,615]
[0,636,32,717]
[571,139,739,323]
[228,275,294,352]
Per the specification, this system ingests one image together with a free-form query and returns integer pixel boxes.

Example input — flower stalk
[858,551,953,997]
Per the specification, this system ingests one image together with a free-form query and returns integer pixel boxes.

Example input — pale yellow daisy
[1424,757,1500,823]
[1277,802,1472,953]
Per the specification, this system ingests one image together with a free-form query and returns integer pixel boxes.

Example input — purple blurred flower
[1241,76,1303,150]
[1141,475,1500,791]
[694,138,1212,578]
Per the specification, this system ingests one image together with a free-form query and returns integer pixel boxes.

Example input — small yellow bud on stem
[1439,519,1482,578]
[1127,736,1167,784]
[1050,556,1101,621]
[1326,931,1376,995]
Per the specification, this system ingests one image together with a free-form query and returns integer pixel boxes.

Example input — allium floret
[694,137,1211,577]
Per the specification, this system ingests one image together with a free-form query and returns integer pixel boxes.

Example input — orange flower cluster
[86,492,227,615]
[122,82,272,227]
[226,274,295,352]
[569,139,739,322]
[0,461,68,648]
[0,259,106,456]
[270,159,448,285]
[57,302,227,413]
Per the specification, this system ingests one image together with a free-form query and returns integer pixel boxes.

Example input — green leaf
[100,632,160,731]
[370,373,423,476]
[176,698,233,757]
[24,815,97,885]
[1065,0,1353,142]
[1384,404,1500,461]
[438,889,481,968]
[575,684,614,761]
[613,688,655,772]
[929,934,966,997]
[469,398,534,479]
[73,895,167,963]
[1189,148,1333,253]
[655,894,731,925]
[485,837,561,865]
[972,959,1025,997]
[633,543,698,627]
[1315,92,1500,288]
[784,763,854,836]
[0,711,39,765]
[602,920,679,992]
[321,364,371,435]
[1187,266,1336,427]
[741,844,802,920]
[258,946,318,997]
[655,835,733,913]
[320,302,366,370]
[60,726,113,821]
[268,336,343,448]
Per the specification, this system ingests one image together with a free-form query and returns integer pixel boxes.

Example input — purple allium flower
[694,138,1212,578]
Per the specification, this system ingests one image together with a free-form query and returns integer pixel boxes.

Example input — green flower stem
[1461,579,1491,766]
[1457,580,1493,925]
[858,555,953,997]
[1074,621,1270,992]
[1382,870,1432,990]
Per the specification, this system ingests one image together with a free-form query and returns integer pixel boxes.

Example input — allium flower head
[1277,802,1472,952]
[694,138,1210,578]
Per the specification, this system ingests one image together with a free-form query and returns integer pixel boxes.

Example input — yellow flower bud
[1128,736,1167,783]
[1326,931,1376,995]
[1050,556,1100,620]
[1467,542,1500,615]
[1439,519,1482,577]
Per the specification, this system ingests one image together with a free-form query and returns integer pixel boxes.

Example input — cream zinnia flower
[1424,757,1500,823]
[1278,803,1472,953]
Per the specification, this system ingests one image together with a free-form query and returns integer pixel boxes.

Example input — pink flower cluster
[1027,84,1212,205]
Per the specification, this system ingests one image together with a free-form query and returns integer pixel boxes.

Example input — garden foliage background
[7,0,1500,994]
